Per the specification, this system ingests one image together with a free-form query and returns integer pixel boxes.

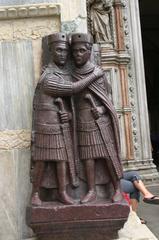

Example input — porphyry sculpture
[28,32,129,240]
[30,32,104,206]
[71,33,123,203]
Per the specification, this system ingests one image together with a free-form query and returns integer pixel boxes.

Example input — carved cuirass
[32,65,72,162]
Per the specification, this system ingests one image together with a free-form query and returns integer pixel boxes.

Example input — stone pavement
[138,185,159,239]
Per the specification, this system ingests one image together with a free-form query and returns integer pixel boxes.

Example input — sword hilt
[54,97,65,112]
[85,94,100,119]
[85,94,97,109]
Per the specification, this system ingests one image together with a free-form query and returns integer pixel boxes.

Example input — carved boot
[31,192,42,206]
[80,190,96,204]
[59,191,75,205]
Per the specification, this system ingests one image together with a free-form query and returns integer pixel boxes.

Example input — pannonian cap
[71,33,93,45]
[47,32,69,45]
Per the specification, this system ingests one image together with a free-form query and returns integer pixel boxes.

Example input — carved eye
[62,35,65,38]
[78,35,81,38]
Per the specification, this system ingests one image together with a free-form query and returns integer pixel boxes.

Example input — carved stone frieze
[0,129,31,150]
[0,4,60,41]
[0,4,60,20]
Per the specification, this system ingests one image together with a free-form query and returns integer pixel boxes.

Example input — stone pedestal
[27,201,130,240]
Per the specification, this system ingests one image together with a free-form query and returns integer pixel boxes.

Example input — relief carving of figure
[31,32,104,206]
[71,33,123,203]
[88,0,112,43]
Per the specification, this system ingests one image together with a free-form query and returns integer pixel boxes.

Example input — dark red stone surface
[27,200,130,240]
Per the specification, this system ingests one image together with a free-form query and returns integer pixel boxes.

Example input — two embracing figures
[31,32,123,206]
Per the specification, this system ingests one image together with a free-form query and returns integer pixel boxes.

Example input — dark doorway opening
[139,0,159,170]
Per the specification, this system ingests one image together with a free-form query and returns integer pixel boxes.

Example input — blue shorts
[120,171,141,202]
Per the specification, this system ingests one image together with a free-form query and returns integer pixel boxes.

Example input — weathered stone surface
[0,0,56,5]
[118,210,158,240]
[0,7,60,40]
[0,149,32,239]
[0,1,87,33]
[0,130,31,150]
[0,4,60,19]
[27,201,130,240]
[0,41,34,130]
[0,3,61,239]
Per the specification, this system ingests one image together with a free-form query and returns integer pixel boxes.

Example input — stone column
[123,0,159,183]
[100,0,134,163]
[114,0,125,51]
[0,4,60,240]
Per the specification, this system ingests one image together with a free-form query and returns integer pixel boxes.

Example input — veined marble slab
[0,41,34,130]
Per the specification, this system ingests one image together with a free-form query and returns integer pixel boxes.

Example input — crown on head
[71,33,93,45]
[47,32,69,46]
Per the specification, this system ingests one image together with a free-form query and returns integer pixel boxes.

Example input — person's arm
[43,68,104,96]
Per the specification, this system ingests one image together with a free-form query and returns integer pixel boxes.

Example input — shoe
[31,192,42,206]
[112,189,123,203]
[59,191,75,205]
[80,190,96,204]
[143,196,159,205]
[140,217,147,224]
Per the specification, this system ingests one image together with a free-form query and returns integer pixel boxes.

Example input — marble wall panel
[0,41,34,130]
[0,150,18,240]
[0,149,33,240]
[16,149,33,239]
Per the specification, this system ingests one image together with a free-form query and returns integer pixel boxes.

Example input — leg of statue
[112,180,123,202]
[56,161,74,205]
[31,161,45,206]
[106,159,123,202]
[81,159,96,204]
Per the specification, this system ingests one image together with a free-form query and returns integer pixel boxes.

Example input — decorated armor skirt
[77,115,117,160]
[32,123,67,161]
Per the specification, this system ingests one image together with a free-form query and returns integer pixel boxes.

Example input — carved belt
[77,116,110,131]
[77,121,98,131]
[34,103,57,111]
[34,123,61,134]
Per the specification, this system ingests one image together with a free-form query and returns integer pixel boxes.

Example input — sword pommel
[55,97,65,112]
[85,93,97,109]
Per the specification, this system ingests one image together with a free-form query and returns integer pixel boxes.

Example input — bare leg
[133,180,154,198]
[57,161,74,204]
[130,199,139,212]
[31,161,45,206]
[130,199,147,224]
[81,159,96,204]
[133,179,159,205]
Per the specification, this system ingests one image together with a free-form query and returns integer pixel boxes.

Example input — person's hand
[93,67,104,79]
[91,107,100,119]
[59,111,70,123]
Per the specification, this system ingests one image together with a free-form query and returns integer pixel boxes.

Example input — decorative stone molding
[0,4,60,20]
[101,49,130,65]
[0,130,31,150]
[0,3,60,41]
